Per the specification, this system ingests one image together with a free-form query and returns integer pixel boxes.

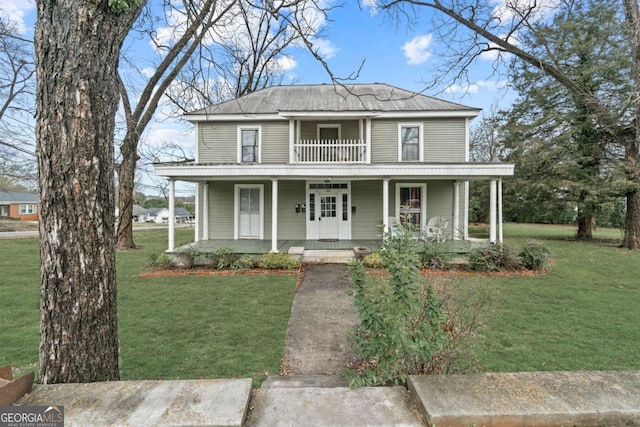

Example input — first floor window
[19,204,35,215]
[239,127,260,163]
[396,184,426,237]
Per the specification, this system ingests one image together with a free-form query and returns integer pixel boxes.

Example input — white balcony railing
[293,139,367,163]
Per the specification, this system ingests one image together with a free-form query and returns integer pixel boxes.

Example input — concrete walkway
[245,263,424,426]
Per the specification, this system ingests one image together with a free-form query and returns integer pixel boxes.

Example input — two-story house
[154,83,514,253]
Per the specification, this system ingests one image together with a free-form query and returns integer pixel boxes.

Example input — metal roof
[0,191,38,203]
[186,83,480,118]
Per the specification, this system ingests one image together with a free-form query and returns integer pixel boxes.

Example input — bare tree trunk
[623,0,640,249]
[116,134,138,249]
[35,0,142,383]
[576,214,594,240]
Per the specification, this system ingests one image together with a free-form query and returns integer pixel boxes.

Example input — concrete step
[261,375,349,389]
[247,385,422,426]
[409,371,640,427]
[302,249,354,264]
[19,378,253,427]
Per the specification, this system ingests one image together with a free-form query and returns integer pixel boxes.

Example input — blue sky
[4,0,515,195]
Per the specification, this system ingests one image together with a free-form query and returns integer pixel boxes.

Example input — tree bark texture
[115,133,138,249]
[35,0,142,383]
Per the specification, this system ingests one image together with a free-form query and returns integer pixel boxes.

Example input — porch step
[302,249,354,264]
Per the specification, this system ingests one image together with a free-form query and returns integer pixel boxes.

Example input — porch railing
[293,139,367,163]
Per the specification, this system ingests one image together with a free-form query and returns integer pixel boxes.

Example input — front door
[318,195,339,239]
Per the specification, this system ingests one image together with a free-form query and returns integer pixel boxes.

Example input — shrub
[212,247,238,270]
[518,240,551,271]
[258,252,300,270]
[467,244,521,272]
[231,255,258,270]
[346,218,449,387]
[362,252,384,268]
[421,243,449,271]
[149,252,173,268]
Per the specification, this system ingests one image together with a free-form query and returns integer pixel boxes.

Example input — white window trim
[234,184,264,240]
[398,122,424,162]
[395,183,427,233]
[237,125,262,163]
[19,204,35,215]
[317,123,341,141]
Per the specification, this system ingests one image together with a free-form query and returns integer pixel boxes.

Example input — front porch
[173,238,485,256]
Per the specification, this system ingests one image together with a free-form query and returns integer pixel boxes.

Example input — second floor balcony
[292,139,368,164]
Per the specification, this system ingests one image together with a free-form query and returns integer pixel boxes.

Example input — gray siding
[425,119,466,162]
[351,180,384,240]
[262,122,289,163]
[208,181,235,239]
[300,120,360,140]
[205,180,306,240]
[370,118,467,163]
[277,181,306,239]
[198,122,236,163]
[198,121,289,164]
[371,120,397,162]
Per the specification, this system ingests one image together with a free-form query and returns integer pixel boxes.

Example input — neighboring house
[155,83,514,252]
[146,207,162,222]
[132,205,149,223]
[154,207,193,224]
[0,191,39,221]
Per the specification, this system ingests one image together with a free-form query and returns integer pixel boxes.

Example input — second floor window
[399,123,423,162]
[238,126,261,163]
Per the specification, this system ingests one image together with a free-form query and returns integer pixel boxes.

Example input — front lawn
[1,223,639,383]
[471,223,640,372]
[0,228,297,385]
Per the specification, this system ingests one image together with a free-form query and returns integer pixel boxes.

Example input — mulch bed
[139,267,300,278]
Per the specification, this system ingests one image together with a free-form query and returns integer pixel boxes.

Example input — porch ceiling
[155,162,515,182]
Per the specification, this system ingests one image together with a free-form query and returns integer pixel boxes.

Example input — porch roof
[154,162,515,182]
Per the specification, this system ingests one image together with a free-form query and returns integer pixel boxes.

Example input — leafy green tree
[370,0,640,248]
[500,1,629,237]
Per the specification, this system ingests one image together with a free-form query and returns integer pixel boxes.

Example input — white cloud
[144,126,193,150]
[362,0,379,15]
[277,55,297,72]
[141,67,156,79]
[492,0,562,23]
[445,80,507,94]
[1,0,36,34]
[312,38,338,59]
[479,32,521,61]
[402,34,433,65]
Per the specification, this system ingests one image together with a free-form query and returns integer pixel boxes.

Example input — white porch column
[453,181,461,240]
[464,181,470,240]
[271,179,279,253]
[382,178,390,233]
[202,182,209,240]
[194,183,200,242]
[168,179,175,252]
[489,179,497,244]
[365,118,372,164]
[498,178,504,244]
[289,119,295,163]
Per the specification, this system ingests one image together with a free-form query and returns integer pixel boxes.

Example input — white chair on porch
[424,217,449,243]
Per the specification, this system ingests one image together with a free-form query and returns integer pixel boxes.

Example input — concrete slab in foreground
[19,378,252,427]
[246,385,423,426]
[409,371,640,427]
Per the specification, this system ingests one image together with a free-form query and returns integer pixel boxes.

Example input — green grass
[2,223,639,382]
[0,229,297,385]
[471,223,640,372]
